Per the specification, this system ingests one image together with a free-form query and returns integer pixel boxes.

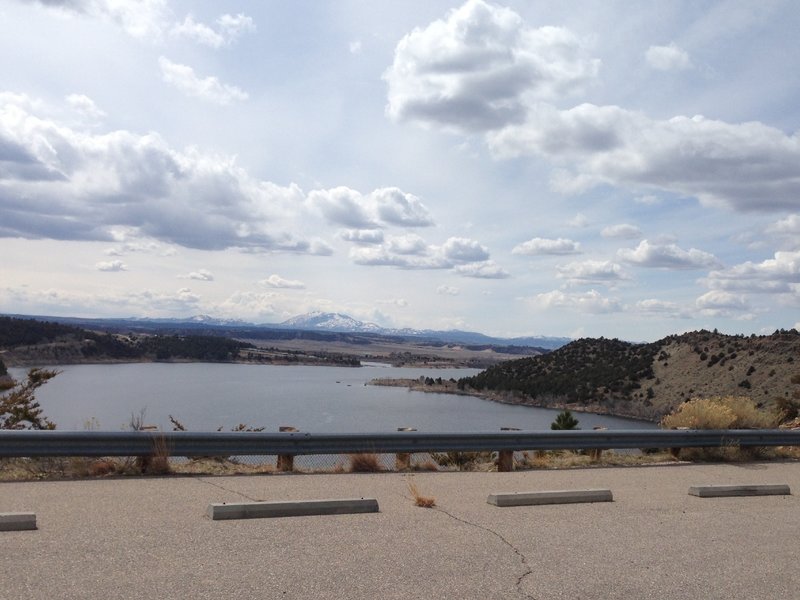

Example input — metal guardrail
[0,429,798,458]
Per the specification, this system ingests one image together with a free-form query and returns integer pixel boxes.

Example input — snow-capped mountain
[279,312,386,333]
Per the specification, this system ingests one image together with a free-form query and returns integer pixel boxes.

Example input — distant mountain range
[2,311,570,350]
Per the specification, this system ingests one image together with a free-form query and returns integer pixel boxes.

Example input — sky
[1,0,799,341]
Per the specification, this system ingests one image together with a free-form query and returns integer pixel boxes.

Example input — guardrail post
[590,426,607,461]
[277,426,297,472]
[496,427,519,472]
[395,427,416,470]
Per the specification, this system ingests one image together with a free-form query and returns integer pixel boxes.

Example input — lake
[10,363,656,432]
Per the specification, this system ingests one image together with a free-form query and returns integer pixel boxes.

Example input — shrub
[551,409,580,430]
[661,396,776,430]
[661,396,777,461]
[348,453,383,473]
[430,451,492,471]
[406,479,436,508]
[0,368,58,430]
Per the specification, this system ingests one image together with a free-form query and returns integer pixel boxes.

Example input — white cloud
[531,289,622,314]
[387,234,428,255]
[384,0,599,132]
[158,57,248,105]
[179,269,214,282]
[512,237,580,255]
[767,214,800,236]
[601,223,642,239]
[65,93,105,121]
[349,40,362,54]
[347,235,505,279]
[171,13,255,48]
[568,213,589,228]
[29,0,169,40]
[489,103,800,213]
[216,13,255,39]
[617,240,721,270]
[309,187,434,229]
[645,43,692,71]
[339,229,385,245]
[437,285,460,296]
[633,299,690,318]
[442,237,490,262]
[556,260,628,285]
[261,274,305,289]
[696,290,750,316]
[454,260,509,279]
[95,260,127,272]
[372,187,434,227]
[703,250,800,294]
[0,93,318,253]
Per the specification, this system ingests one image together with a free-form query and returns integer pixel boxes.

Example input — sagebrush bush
[661,396,777,430]
[348,453,382,473]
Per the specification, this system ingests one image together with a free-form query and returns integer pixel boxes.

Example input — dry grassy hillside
[460,329,800,421]
[648,330,799,418]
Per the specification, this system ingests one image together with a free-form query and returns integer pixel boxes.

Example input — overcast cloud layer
[1,0,799,339]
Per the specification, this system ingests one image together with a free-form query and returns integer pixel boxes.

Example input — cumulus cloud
[442,237,490,262]
[766,214,800,247]
[437,285,460,296]
[489,103,800,213]
[617,240,721,270]
[95,260,127,272]
[633,298,690,318]
[387,234,428,255]
[4,284,201,315]
[65,93,106,121]
[159,57,248,104]
[179,269,214,281]
[309,187,434,229]
[339,229,385,245]
[384,0,599,132]
[696,290,750,317]
[703,250,800,294]
[556,260,628,285]
[646,43,692,71]
[453,260,509,279]
[171,13,255,48]
[601,223,642,239]
[261,274,305,289]
[26,0,169,39]
[348,235,505,278]
[531,289,622,314]
[512,237,580,255]
[0,92,323,253]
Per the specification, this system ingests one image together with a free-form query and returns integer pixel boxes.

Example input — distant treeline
[0,316,253,362]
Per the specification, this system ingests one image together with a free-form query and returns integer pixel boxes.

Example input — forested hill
[0,316,253,365]
[458,329,800,421]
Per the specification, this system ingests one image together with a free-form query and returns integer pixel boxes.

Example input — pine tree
[551,409,580,430]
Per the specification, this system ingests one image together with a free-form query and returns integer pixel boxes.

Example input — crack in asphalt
[432,505,536,600]
[192,476,260,502]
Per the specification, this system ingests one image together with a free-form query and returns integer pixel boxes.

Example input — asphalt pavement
[1,462,799,599]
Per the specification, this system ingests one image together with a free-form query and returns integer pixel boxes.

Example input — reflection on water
[11,363,656,432]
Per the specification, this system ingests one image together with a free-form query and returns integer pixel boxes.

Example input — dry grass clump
[661,396,779,461]
[412,459,439,472]
[406,479,436,508]
[348,453,383,473]
[661,395,778,430]
[518,450,677,470]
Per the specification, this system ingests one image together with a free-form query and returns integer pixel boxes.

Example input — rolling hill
[459,329,800,421]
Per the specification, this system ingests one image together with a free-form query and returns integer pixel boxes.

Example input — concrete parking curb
[688,484,791,497]
[207,498,380,520]
[487,489,613,506]
[0,512,37,531]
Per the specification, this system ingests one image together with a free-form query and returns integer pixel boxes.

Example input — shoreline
[368,377,661,423]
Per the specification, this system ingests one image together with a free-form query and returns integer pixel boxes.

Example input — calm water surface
[13,363,655,432]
